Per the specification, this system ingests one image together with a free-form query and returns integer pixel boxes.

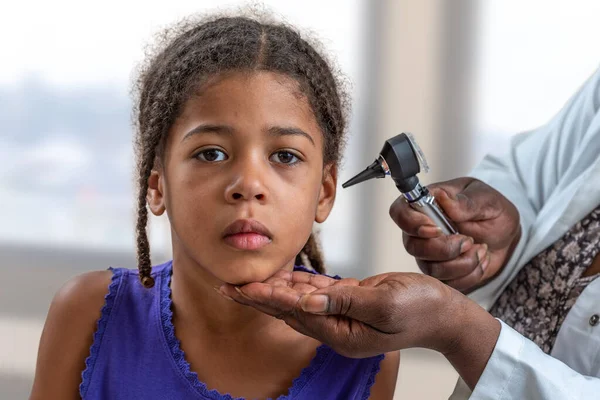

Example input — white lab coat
[450,65,600,399]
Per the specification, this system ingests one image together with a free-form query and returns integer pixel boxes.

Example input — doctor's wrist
[441,291,502,390]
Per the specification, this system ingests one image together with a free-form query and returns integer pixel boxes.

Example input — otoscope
[342,133,458,235]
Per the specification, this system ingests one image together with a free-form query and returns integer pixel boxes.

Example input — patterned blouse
[490,206,600,354]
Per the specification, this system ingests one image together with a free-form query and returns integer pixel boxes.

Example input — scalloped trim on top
[159,263,335,399]
[360,353,386,400]
[79,267,123,398]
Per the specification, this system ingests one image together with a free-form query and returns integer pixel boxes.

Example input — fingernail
[481,253,491,272]
[460,237,474,253]
[213,287,233,301]
[234,286,251,300]
[418,225,443,237]
[300,294,329,313]
[477,245,487,264]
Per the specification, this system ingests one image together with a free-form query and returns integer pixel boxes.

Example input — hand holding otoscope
[342,133,521,292]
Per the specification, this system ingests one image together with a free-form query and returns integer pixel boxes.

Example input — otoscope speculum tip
[341,159,387,188]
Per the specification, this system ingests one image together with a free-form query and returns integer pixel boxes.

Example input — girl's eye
[270,151,300,165]
[195,148,228,162]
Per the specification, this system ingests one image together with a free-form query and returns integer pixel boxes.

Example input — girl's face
[147,71,337,284]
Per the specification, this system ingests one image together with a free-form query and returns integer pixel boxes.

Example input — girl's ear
[147,169,166,216]
[315,164,337,223]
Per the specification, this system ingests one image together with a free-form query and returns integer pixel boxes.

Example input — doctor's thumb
[298,285,382,323]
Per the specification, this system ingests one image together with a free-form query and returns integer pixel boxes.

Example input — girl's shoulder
[30,269,114,399]
[49,260,171,310]
[31,261,171,399]
[46,268,115,343]
[44,268,115,344]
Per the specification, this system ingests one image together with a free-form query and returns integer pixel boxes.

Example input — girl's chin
[215,260,293,285]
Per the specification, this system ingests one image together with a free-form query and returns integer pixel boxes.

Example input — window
[473,0,600,162]
[0,0,368,270]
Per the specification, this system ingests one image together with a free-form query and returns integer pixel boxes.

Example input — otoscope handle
[402,187,458,235]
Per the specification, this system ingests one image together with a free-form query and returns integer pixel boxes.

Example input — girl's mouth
[223,232,272,250]
[222,219,273,250]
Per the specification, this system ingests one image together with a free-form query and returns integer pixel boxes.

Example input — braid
[135,162,154,288]
[133,12,349,285]
[134,88,166,288]
[303,233,325,274]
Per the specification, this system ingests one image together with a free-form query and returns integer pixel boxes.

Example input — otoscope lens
[405,132,430,173]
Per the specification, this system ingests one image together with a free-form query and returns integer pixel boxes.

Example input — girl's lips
[222,219,273,250]
[223,232,272,250]
[222,219,273,238]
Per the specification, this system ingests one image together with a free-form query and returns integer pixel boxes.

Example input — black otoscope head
[342,133,425,193]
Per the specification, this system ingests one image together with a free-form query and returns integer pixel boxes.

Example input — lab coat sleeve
[466,66,600,310]
[469,320,600,400]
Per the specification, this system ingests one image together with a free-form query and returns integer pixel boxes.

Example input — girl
[29,12,400,400]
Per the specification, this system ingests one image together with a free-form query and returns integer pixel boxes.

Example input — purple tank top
[79,261,384,400]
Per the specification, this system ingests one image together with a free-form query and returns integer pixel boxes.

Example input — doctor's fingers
[389,196,444,238]
[417,244,489,281]
[403,232,475,262]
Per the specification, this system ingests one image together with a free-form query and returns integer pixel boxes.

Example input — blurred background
[2,0,600,398]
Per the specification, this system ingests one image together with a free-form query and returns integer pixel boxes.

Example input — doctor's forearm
[442,292,502,390]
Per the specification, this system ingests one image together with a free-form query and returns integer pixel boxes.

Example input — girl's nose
[224,158,269,203]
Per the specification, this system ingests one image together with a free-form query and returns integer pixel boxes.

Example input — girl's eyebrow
[268,126,315,146]
[182,124,233,142]
[182,124,315,147]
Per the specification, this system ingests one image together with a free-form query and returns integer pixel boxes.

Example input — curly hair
[133,12,349,288]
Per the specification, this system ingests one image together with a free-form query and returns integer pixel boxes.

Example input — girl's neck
[167,245,323,400]
[169,248,292,341]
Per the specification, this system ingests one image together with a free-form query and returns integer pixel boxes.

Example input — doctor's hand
[390,177,521,293]
[219,269,500,390]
